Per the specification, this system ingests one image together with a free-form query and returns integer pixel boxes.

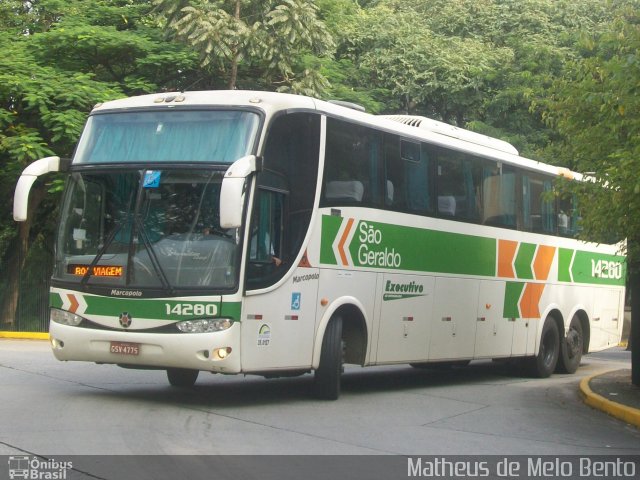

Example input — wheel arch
[312,297,369,369]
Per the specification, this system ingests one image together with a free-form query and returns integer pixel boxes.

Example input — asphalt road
[1,339,639,457]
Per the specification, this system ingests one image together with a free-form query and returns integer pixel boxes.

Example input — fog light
[213,347,232,360]
[176,318,232,333]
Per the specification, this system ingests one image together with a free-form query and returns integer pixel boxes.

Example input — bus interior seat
[325,180,364,202]
[438,196,456,216]
[385,180,394,206]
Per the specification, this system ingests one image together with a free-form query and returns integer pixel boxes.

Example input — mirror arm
[13,156,66,222]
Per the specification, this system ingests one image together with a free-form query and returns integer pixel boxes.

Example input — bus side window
[522,174,555,234]
[322,118,382,207]
[247,111,320,290]
[557,194,578,237]
[385,137,432,214]
[482,163,516,228]
[436,150,480,222]
[249,189,284,264]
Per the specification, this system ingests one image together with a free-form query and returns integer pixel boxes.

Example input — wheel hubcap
[566,328,582,359]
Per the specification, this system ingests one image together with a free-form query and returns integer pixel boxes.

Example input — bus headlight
[176,318,232,333]
[50,308,84,327]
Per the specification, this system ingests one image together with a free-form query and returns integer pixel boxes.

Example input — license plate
[110,341,140,356]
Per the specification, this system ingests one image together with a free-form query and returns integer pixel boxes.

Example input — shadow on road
[81,360,532,409]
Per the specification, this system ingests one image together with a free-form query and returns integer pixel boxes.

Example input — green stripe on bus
[558,249,625,286]
[220,302,242,322]
[503,282,525,318]
[513,243,536,279]
[322,215,496,276]
[320,215,342,265]
[50,292,63,309]
[558,248,574,282]
[571,251,626,286]
[49,293,244,321]
[321,215,625,286]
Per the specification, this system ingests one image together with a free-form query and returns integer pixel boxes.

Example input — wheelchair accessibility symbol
[291,292,301,310]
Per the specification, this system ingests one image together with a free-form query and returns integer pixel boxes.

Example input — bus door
[240,111,322,372]
[241,187,320,371]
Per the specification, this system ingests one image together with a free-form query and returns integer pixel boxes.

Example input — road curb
[0,331,49,340]
[579,370,640,429]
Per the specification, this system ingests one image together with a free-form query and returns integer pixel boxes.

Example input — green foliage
[543,1,640,260]
[325,0,618,158]
[154,0,335,95]
[0,0,199,266]
[2,0,640,328]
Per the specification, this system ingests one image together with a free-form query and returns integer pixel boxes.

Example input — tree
[331,0,614,158]
[153,0,335,95]
[543,1,640,385]
[0,35,122,327]
[0,0,199,328]
[336,2,512,122]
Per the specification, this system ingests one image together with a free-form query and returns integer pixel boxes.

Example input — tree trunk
[229,53,239,90]
[0,184,46,329]
[227,0,241,90]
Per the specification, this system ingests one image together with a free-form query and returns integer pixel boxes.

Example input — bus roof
[92,90,581,181]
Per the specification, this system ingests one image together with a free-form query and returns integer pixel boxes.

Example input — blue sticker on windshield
[143,170,161,188]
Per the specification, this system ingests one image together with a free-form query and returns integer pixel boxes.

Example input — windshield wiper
[130,215,171,292]
[80,224,122,286]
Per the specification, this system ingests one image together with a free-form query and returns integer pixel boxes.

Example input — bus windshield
[73,110,259,164]
[54,169,240,291]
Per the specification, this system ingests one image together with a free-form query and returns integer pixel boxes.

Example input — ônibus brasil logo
[8,456,72,480]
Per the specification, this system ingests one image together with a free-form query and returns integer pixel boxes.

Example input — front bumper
[49,321,242,373]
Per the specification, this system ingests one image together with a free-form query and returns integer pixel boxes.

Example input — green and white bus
[14,91,625,399]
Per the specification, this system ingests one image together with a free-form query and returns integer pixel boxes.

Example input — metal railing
[0,249,52,333]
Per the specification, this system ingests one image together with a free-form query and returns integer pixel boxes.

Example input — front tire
[167,368,199,387]
[556,316,583,374]
[313,316,343,400]
[526,316,560,378]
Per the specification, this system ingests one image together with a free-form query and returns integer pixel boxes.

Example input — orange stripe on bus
[533,245,556,281]
[338,218,355,266]
[519,283,546,318]
[498,239,518,278]
[67,294,79,314]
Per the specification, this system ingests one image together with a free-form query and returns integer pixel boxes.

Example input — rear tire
[167,368,199,387]
[556,316,583,374]
[526,316,560,378]
[313,316,343,400]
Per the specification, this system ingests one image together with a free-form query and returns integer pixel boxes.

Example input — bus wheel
[527,316,560,378]
[556,316,583,374]
[313,316,343,400]
[167,368,199,387]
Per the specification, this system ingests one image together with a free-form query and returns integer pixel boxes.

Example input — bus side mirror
[13,156,70,222]
[220,155,258,228]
